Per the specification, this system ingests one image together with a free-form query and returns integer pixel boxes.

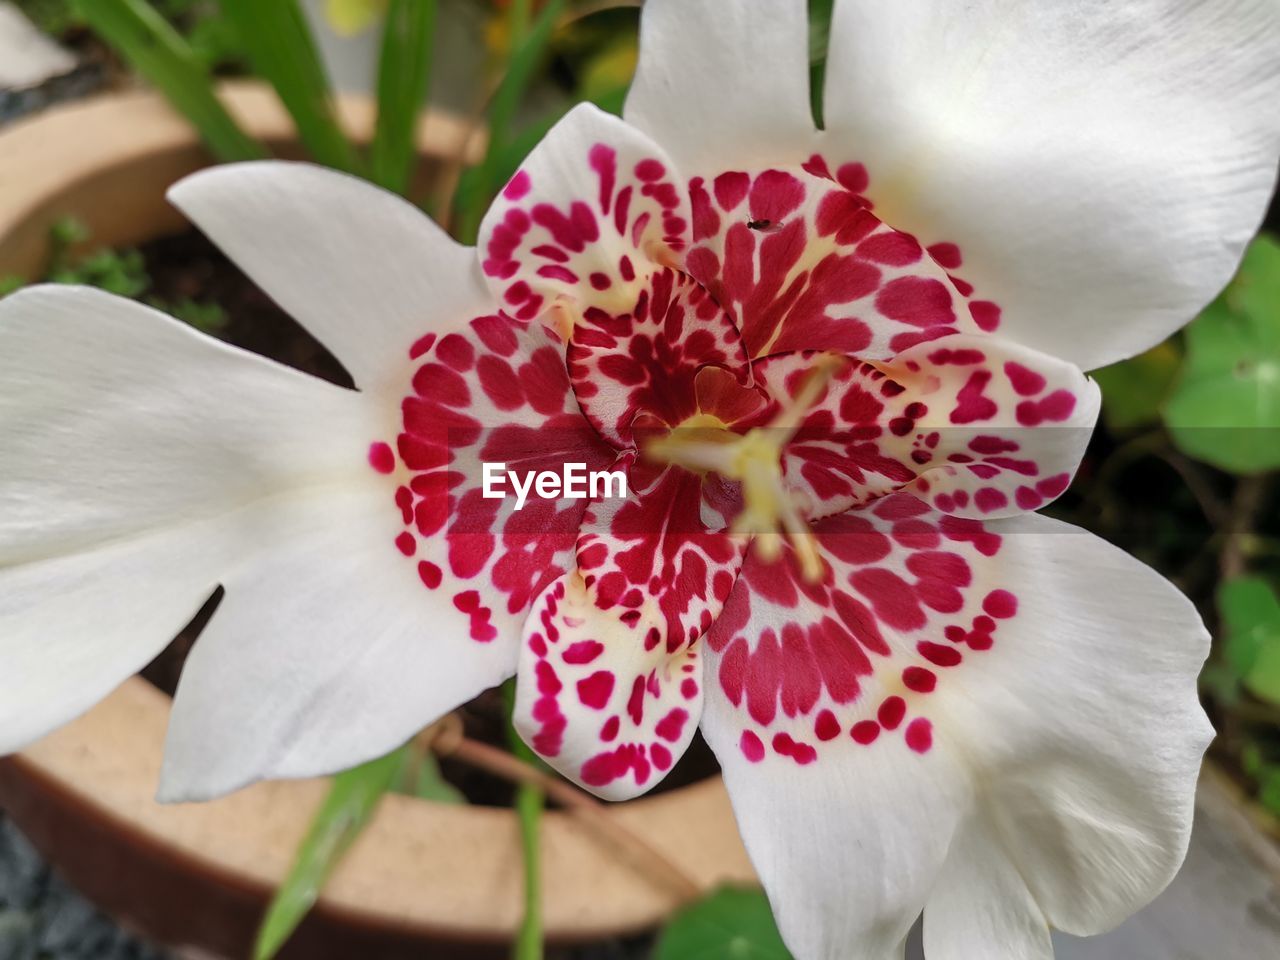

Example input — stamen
[770,353,844,440]
[642,240,682,271]
[546,300,576,339]
[645,354,844,582]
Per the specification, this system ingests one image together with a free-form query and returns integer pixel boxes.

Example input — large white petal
[0,285,375,754]
[699,503,1210,959]
[823,0,1280,371]
[168,161,478,395]
[702,673,969,960]
[1,512,236,756]
[164,314,616,799]
[623,0,817,177]
[931,513,1212,937]
[0,285,557,800]
[159,484,518,801]
[923,812,1053,960]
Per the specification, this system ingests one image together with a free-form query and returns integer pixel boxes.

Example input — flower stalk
[438,733,702,904]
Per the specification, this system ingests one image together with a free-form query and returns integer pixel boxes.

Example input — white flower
[2,2,1278,959]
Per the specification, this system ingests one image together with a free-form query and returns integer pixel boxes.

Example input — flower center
[644,355,844,582]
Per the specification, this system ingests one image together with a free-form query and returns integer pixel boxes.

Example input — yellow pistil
[645,355,844,582]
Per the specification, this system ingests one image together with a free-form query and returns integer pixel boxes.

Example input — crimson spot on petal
[878,696,906,730]
[851,720,880,745]
[368,441,396,474]
[905,718,933,754]
[577,670,615,709]
[903,666,937,693]
[983,589,1019,619]
[814,709,841,741]
[740,730,765,762]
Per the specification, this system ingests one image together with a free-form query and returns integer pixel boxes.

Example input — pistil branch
[644,353,844,582]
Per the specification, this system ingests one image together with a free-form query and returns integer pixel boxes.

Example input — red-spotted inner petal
[515,567,710,800]
[480,107,690,327]
[567,267,759,447]
[513,463,744,798]
[754,333,1098,522]
[368,312,616,639]
[685,160,998,360]
[705,493,1017,766]
[576,463,745,651]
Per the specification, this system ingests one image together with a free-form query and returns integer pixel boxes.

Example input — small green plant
[158,296,228,334]
[1164,235,1280,474]
[253,740,463,960]
[50,246,149,298]
[1221,576,1280,706]
[0,217,229,333]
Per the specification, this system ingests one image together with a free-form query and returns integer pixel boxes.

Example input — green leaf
[1092,340,1182,431]
[503,678,545,960]
[506,0,534,49]
[808,0,835,129]
[808,0,836,63]
[654,888,792,960]
[451,65,630,218]
[254,748,405,960]
[48,216,89,250]
[455,0,568,244]
[1165,234,1280,473]
[1242,741,1265,779]
[1219,576,1280,705]
[73,0,264,163]
[371,0,436,195]
[1259,765,1280,817]
[20,0,84,36]
[184,12,249,72]
[408,749,465,804]
[45,215,89,278]
[152,296,229,334]
[577,35,637,104]
[50,244,150,298]
[219,0,362,174]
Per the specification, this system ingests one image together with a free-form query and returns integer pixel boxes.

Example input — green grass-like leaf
[371,0,437,194]
[219,0,362,174]
[808,0,835,129]
[253,747,406,960]
[502,678,545,960]
[72,0,264,162]
[406,748,466,804]
[451,75,629,230]
[455,0,568,244]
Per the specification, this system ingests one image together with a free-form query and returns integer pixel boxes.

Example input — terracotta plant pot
[0,83,755,959]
